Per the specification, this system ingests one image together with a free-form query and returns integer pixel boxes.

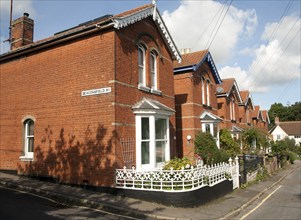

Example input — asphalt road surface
[0,186,139,220]
[235,164,301,220]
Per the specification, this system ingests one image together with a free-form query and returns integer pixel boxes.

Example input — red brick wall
[174,63,219,159]
[1,30,116,186]
[113,17,177,166]
[217,93,240,131]
[0,17,176,187]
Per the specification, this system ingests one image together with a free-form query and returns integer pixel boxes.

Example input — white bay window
[133,98,174,170]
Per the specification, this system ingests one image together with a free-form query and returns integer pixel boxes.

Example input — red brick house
[252,106,270,133]
[260,110,270,133]
[238,90,254,128]
[0,4,181,187]
[173,50,222,158]
[217,78,243,138]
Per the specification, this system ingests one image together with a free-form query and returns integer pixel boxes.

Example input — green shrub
[219,129,241,156]
[194,131,230,165]
[163,157,192,170]
[288,151,297,164]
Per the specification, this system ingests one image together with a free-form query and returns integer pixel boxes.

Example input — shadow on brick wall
[18,123,117,187]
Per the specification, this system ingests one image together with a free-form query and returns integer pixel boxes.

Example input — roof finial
[152,0,157,20]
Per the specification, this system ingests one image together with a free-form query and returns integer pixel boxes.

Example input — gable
[217,78,242,102]
[200,111,223,123]
[132,97,175,116]
[106,4,181,63]
[173,50,222,84]
[270,125,287,136]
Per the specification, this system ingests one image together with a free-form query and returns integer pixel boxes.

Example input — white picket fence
[115,157,239,192]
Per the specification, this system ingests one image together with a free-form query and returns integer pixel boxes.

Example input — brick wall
[174,63,219,158]
[1,30,116,186]
[0,17,176,187]
[114,17,176,165]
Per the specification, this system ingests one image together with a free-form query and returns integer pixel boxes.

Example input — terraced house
[173,49,223,158]
[216,78,243,138]
[0,4,181,187]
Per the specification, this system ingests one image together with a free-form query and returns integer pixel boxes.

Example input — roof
[132,97,175,116]
[239,90,254,109]
[174,50,208,68]
[200,111,223,122]
[173,50,222,84]
[216,78,242,102]
[1,4,181,63]
[240,90,249,103]
[252,105,260,119]
[261,110,270,124]
[271,121,301,136]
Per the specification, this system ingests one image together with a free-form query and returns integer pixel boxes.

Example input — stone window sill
[20,155,34,161]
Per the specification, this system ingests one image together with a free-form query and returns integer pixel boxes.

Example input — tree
[271,137,297,164]
[241,127,268,154]
[269,102,301,129]
[219,129,240,156]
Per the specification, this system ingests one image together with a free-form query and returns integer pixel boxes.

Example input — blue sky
[1,0,300,110]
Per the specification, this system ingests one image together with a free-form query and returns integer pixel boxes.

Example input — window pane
[28,120,34,135]
[138,47,143,65]
[155,118,166,139]
[156,140,166,163]
[141,141,150,164]
[28,137,34,152]
[138,46,145,85]
[205,124,210,133]
[151,53,155,71]
[141,117,149,139]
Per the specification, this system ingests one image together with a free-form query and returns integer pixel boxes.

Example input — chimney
[11,13,34,50]
[180,48,191,55]
[275,116,280,125]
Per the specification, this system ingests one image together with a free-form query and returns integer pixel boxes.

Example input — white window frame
[20,119,34,161]
[135,115,170,171]
[138,44,146,87]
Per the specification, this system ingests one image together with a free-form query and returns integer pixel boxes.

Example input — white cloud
[0,0,35,17]
[220,15,300,94]
[162,0,257,64]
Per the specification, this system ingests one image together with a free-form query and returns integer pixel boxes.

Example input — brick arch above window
[135,33,161,56]
[22,115,36,123]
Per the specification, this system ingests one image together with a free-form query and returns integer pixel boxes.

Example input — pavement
[0,160,300,220]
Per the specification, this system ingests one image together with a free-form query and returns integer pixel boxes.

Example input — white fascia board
[113,7,181,63]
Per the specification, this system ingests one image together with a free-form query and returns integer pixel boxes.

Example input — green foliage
[163,157,192,170]
[288,151,297,164]
[271,137,298,164]
[241,127,268,153]
[219,129,241,157]
[269,102,301,129]
[194,131,230,165]
[256,167,269,181]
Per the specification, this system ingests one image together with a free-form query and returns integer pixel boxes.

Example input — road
[0,186,139,220]
[235,164,301,220]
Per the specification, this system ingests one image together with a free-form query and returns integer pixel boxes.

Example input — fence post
[235,156,240,188]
